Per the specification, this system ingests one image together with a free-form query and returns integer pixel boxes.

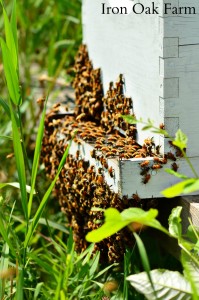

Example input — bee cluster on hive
[41,45,181,262]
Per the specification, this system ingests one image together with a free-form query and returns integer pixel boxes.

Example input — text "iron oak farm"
[101,2,196,15]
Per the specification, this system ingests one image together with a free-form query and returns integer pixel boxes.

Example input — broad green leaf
[164,168,188,179]
[2,4,18,71]
[24,141,71,248]
[127,269,192,300]
[187,225,199,244]
[183,179,199,194]
[9,99,28,221]
[168,206,182,239]
[161,179,196,198]
[181,251,199,300]
[0,182,35,194]
[86,208,168,243]
[28,100,47,217]
[173,129,188,151]
[0,38,21,105]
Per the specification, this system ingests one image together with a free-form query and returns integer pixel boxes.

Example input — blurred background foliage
[0,0,82,180]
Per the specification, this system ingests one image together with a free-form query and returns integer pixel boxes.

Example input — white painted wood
[82,0,199,197]
[66,139,199,198]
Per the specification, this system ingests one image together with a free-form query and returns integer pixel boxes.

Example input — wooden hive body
[68,0,199,198]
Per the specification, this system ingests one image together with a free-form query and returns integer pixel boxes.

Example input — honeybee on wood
[76,113,86,121]
[96,175,104,184]
[155,145,161,155]
[140,167,150,176]
[140,160,150,168]
[90,149,96,158]
[142,174,151,184]
[151,164,162,170]
[153,156,167,164]
[101,157,108,169]
[166,152,176,161]
[108,166,114,178]
[171,162,179,172]
[132,193,141,202]
[106,151,116,158]
[87,165,95,174]
[159,123,165,130]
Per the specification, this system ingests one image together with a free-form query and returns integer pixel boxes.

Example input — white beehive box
[73,0,199,198]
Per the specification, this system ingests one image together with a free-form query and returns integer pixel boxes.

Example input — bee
[106,151,115,158]
[98,167,103,174]
[95,187,105,196]
[101,146,110,153]
[155,145,161,155]
[151,164,162,170]
[140,167,150,176]
[142,174,151,184]
[108,166,114,178]
[140,160,150,168]
[128,222,146,232]
[132,193,141,202]
[75,150,80,159]
[159,123,165,130]
[166,152,176,161]
[96,175,104,184]
[76,112,86,121]
[87,165,95,174]
[101,157,108,169]
[171,162,179,172]
[103,280,119,293]
[90,149,96,158]
[175,148,184,158]
[153,157,167,164]
[107,136,118,143]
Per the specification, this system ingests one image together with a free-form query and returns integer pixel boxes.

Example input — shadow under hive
[41,45,174,262]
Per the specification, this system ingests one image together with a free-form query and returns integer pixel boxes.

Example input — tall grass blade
[0,39,21,105]
[10,0,19,72]
[9,100,28,221]
[0,97,11,118]
[16,268,24,300]
[24,140,72,248]
[0,243,9,297]
[0,182,35,193]
[0,135,12,140]
[133,232,157,300]
[28,100,47,217]
[33,282,44,300]
[1,3,18,71]
[0,214,16,257]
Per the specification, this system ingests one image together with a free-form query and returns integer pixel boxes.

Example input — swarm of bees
[101,75,136,136]
[72,44,104,121]
[41,44,182,262]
